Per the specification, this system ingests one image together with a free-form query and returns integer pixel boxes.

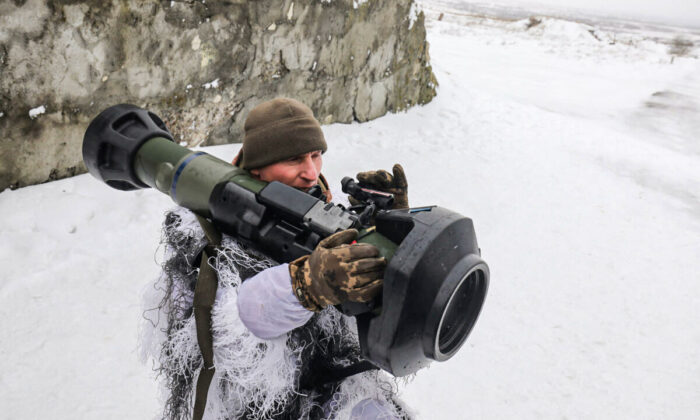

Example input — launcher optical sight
[82,104,489,376]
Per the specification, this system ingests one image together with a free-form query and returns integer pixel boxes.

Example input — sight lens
[436,268,487,358]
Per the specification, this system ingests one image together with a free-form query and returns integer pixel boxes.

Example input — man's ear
[231,149,243,167]
[250,168,261,179]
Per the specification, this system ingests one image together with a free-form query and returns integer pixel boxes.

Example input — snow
[1,4,699,419]
[408,1,420,30]
[353,0,368,10]
[202,79,219,89]
[424,0,700,29]
[476,0,700,29]
[28,105,46,119]
[317,0,369,10]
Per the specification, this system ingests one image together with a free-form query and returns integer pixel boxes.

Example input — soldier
[142,98,412,419]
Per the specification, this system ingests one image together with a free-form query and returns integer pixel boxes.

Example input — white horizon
[441,0,700,29]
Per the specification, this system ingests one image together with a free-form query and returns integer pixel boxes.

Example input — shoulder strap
[192,216,222,420]
[302,360,379,389]
[321,360,378,384]
[197,215,222,248]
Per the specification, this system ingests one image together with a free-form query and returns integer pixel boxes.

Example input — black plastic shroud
[363,207,489,376]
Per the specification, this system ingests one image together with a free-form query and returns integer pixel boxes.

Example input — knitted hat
[239,98,327,169]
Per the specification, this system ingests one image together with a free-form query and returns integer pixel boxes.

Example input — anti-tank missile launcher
[82,104,489,376]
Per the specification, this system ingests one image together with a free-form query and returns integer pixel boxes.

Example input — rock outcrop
[0,0,436,190]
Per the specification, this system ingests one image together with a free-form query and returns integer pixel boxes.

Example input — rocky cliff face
[0,0,436,190]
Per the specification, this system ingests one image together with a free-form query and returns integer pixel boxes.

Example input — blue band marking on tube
[409,207,433,214]
[171,152,206,200]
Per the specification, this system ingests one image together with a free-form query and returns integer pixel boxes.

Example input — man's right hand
[289,229,386,312]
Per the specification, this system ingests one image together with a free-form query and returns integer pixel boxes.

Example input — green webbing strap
[193,216,222,420]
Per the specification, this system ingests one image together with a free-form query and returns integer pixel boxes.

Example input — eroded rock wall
[0,0,436,190]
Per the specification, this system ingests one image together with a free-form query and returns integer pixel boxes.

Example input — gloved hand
[351,163,409,209]
[289,229,386,312]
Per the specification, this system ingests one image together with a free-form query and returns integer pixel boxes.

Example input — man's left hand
[355,163,409,209]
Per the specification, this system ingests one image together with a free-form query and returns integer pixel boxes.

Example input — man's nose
[299,156,318,180]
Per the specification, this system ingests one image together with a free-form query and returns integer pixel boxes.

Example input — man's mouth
[296,183,317,192]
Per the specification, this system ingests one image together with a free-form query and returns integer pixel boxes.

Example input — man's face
[250,150,323,191]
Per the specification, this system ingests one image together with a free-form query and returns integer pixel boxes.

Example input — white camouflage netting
[139,207,409,419]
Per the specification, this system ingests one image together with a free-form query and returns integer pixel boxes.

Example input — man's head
[250,150,322,191]
[237,98,327,191]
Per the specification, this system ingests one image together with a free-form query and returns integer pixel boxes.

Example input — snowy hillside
[1,4,699,419]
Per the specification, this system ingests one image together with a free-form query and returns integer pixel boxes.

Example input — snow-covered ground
[2,4,699,419]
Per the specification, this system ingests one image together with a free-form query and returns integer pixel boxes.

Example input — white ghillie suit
[140,207,412,419]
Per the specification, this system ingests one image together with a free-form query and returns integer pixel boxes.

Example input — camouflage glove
[289,229,386,312]
[351,163,409,209]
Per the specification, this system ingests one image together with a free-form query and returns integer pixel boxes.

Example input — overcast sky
[485,0,700,28]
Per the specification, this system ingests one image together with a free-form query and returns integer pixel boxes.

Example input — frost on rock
[202,79,220,89]
[353,0,368,9]
[408,1,420,30]
[28,105,46,119]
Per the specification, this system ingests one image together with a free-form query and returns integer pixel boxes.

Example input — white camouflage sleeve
[236,190,351,340]
[348,398,402,420]
[237,263,314,339]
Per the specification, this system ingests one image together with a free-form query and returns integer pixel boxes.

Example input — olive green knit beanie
[239,98,327,170]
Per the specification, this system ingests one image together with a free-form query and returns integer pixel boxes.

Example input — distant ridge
[417,0,700,33]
